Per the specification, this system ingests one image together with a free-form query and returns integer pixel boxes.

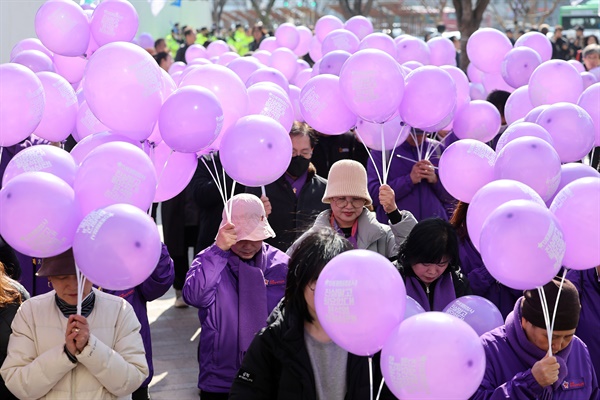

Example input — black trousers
[199,391,228,400]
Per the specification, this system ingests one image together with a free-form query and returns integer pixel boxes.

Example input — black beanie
[521,277,581,331]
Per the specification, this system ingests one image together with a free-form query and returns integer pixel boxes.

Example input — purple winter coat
[182,244,289,393]
[472,298,599,400]
[458,235,522,319]
[103,243,174,388]
[566,267,600,379]
[367,140,456,223]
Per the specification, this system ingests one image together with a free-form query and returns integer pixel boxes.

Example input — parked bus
[559,0,599,33]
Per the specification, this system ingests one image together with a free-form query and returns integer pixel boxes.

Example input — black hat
[522,277,581,331]
[37,249,76,277]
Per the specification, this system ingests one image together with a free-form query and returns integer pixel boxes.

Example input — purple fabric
[566,268,600,379]
[405,272,456,312]
[284,170,308,198]
[0,136,51,189]
[236,259,268,353]
[329,214,358,249]
[458,235,522,319]
[473,298,599,400]
[103,243,174,388]
[182,243,288,393]
[367,140,456,223]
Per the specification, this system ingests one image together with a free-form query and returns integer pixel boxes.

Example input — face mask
[286,156,310,178]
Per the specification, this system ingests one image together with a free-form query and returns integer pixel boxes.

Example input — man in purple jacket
[183,194,289,400]
[103,243,174,400]
[367,131,456,223]
[566,266,600,380]
[472,277,599,400]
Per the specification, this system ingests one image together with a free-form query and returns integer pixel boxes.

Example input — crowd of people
[0,18,599,400]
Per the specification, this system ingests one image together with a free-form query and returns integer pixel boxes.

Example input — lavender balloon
[529,60,584,106]
[319,50,351,76]
[35,0,90,56]
[467,28,513,74]
[10,38,53,60]
[151,141,199,202]
[34,72,78,142]
[443,296,505,336]
[427,36,456,66]
[404,296,426,318]
[581,71,598,89]
[247,84,294,131]
[292,69,312,89]
[523,104,549,123]
[258,37,278,53]
[70,131,141,165]
[546,163,600,206]
[314,15,344,42]
[293,26,313,57]
[11,50,54,73]
[308,36,323,63]
[359,33,397,58]
[396,36,431,65]
[2,145,77,188]
[90,0,138,46]
[495,122,553,153]
[482,71,515,93]
[501,47,542,88]
[480,200,564,290]
[550,177,600,270]
[453,100,501,142]
[53,54,87,83]
[568,59,586,73]
[321,29,360,55]
[185,44,208,63]
[382,312,485,400]
[288,85,304,122]
[344,15,373,40]
[355,114,409,151]
[216,52,239,66]
[207,40,230,58]
[0,172,80,257]
[73,203,162,290]
[514,31,552,62]
[74,100,109,142]
[226,57,262,83]
[270,47,299,80]
[439,139,496,203]
[577,83,600,145]
[315,250,406,356]
[245,67,289,93]
[275,23,300,49]
[137,32,154,49]
[505,85,534,125]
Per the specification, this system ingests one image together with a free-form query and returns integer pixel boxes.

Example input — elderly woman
[397,218,471,311]
[183,194,289,399]
[230,228,396,399]
[288,159,416,259]
[0,249,148,399]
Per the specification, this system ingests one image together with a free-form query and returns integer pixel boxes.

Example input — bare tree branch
[212,0,228,28]
[250,0,277,28]
[339,0,374,18]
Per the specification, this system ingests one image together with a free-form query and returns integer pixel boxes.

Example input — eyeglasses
[292,150,312,158]
[332,197,366,208]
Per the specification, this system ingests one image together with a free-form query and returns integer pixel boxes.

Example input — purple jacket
[367,140,456,223]
[567,268,600,379]
[473,298,599,400]
[103,243,174,388]
[183,244,288,393]
[458,235,522,319]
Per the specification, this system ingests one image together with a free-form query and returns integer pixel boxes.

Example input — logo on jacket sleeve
[562,377,585,390]
[237,369,254,383]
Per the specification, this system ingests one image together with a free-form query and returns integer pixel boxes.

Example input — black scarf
[55,291,96,318]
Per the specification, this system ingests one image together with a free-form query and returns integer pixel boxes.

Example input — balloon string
[376,377,385,400]
[75,265,86,316]
[409,128,422,161]
[0,147,4,167]
[550,269,569,346]
[538,286,553,357]
[200,155,228,221]
[368,356,374,400]
[384,125,407,184]
[156,149,173,191]
[354,129,383,186]
[380,124,387,185]
[261,185,266,197]
[424,132,449,161]
[228,180,237,223]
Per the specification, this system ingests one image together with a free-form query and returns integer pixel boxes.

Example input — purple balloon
[84,42,163,142]
[344,15,373,40]
[315,250,406,356]
[467,28,513,74]
[11,50,55,73]
[308,36,323,63]
[482,71,515,93]
[207,40,230,58]
[252,50,272,66]
[293,26,313,57]
[321,29,360,55]
[53,54,87,83]
[396,37,431,65]
[550,177,600,270]
[440,66,470,108]
[382,312,485,400]
[35,0,90,56]
[217,52,239,66]
[453,100,501,142]
[275,23,300,49]
[318,50,350,76]
[74,142,157,215]
[355,114,409,151]
[339,49,405,123]
[159,87,223,153]
[74,100,109,142]
[168,61,186,75]
[226,57,262,83]
[359,33,397,58]
[2,145,77,188]
[443,296,505,336]
[469,82,487,100]
[546,163,600,206]
[505,85,534,125]
[151,141,198,202]
[90,0,138,46]
[495,136,561,201]
[247,84,294,131]
[581,71,598,89]
[245,67,289,94]
[288,85,304,122]
[404,296,426,318]
[439,139,496,203]
[568,59,586,73]
[70,131,140,164]
[137,32,154,49]
[311,61,322,77]
[315,15,344,42]
[220,115,292,187]
[0,172,80,257]
[399,66,456,130]
[514,32,552,62]
[402,61,424,70]
[292,68,312,89]
[427,36,456,66]
[495,122,553,154]
[0,64,45,147]
[299,75,357,135]
[524,104,549,123]
[529,60,584,106]
[536,102,596,163]
[258,37,278,53]
[34,72,78,142]
[10,38,53,60]
[468,179,544,251]
[467,62,485,83]
[73,203,161,290]
[480,200,564,290]
[186,44,208,63]
[501,47,542,88]
[270,47,298,80]
[577,83,600,145]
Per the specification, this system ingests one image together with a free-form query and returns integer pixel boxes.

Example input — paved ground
[147,288,201,399]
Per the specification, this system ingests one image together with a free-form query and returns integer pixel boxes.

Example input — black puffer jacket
[229,303,396,400]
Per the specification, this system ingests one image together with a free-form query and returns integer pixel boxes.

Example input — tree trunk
[212,0,227,29]
[453,0,491,72]
[250,0,277,29]
[339,0,374,18]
